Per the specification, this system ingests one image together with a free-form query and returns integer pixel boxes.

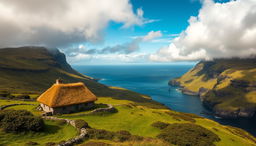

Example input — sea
[74,64,256,136]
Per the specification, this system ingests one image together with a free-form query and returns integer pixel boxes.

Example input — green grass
[0,120,77,146]
[196,118,256,146]
[0,99,37,106]
[5,104,42,116]
[0,97,255,145]
[79,139,171,146]
[60,104,170,137]
[58,98,256,146]
[0,99,41,115]
[156,123,221,146]
[59,98,192,137]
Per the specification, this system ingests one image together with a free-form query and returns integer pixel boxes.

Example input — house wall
[40,103,54,113]
[40,102,95,114]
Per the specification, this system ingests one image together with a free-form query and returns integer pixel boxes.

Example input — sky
[0,0,255,65]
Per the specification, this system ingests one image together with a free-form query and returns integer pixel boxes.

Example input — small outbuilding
[37,80,97,114]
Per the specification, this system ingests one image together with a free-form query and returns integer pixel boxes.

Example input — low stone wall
[41,104,116,145]
[0,97,35,101]
[91,104,115,113]
[42,116,88,146]
[42,104,116,117]
[0,103,36,110]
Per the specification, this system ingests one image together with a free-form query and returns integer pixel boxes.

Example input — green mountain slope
[170,58,256,119]
[0,46,94,92]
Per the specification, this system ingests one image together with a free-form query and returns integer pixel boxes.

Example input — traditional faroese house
[37,80,97,114]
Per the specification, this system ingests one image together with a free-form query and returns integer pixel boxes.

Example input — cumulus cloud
[0,0,144,48]
[150,0,256,62]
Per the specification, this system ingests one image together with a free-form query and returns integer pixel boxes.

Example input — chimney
[56,78,63,84]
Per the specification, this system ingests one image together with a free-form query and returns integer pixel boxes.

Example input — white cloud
[69,53,146,64]
[137,8,144,18]
[151,38,171,43]
[167,34,180,37]
[150,0,256,62]
[143,31,163,42]
[0,0,144,48]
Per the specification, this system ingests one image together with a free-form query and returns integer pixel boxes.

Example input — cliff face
[170,58,256,119]
[0,47,104,94]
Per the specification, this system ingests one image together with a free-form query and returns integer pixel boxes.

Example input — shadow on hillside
[43,124,61,134]
[204,78,255,112]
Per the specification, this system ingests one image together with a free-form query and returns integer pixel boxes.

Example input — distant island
[169,58,256,119]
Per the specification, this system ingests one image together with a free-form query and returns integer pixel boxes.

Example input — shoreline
[168,79,256,136]
[168,79,256,119]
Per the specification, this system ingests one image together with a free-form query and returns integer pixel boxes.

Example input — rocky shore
[169,79,256,119]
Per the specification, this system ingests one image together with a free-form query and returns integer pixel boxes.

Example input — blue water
[74,65,256,136]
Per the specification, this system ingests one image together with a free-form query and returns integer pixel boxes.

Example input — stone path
[43,116,88,146]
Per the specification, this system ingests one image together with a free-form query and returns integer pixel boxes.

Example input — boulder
[168,79,180,86]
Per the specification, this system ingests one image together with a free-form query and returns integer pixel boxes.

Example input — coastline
[75,64,256,136]
[168,79,256,120]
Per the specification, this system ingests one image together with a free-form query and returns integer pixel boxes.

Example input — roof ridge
[50,84,60,107]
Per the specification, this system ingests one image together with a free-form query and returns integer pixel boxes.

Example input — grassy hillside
[0,46,93,93]
[170,58,256,118]
[1,97,256,145]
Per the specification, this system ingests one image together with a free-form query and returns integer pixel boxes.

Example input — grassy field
[0,96,256,145]
[61,102,169,137]
[0,120,77,146]
[79,139,171,146]
[59,97,256,146]
[0,99,40,115]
